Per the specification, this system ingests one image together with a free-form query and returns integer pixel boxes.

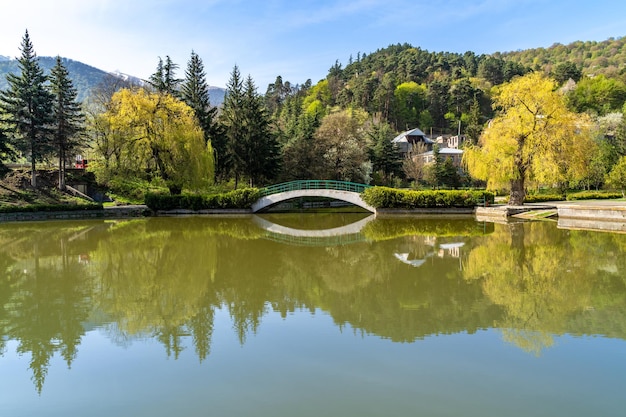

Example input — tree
[221,68,280,187]
[220,65,246,186]
[147,56,181,96]
[314,108,371,183]
[49,56,86,190]
[551,61,582,84]
[465,95,484,145]
[606,155,626,196]
[369,122,401,185]
[393,81,425,130]
[464,72,594,205]
[0,120,15,175]
[180,51,220,154]
[0,30,54,187]
[402,142,427,187]
[239,76,281,186]
[568,74,626,116]
[95,88,214,193]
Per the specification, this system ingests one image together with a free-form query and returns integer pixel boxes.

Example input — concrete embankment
[0,205,151,222]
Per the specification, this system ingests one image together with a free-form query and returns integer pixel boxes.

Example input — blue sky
[1,0,626,90]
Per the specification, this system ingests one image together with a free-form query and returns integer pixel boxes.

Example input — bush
[145,188,261,211]
[361,187,494,209]
[566,191,623,201]
[523,194,565,203]
[0,203,103,213]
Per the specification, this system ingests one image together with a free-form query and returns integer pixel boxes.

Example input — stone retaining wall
[0,205,151,222]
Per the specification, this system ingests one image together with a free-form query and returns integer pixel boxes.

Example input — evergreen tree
[369,122,401,185]
[465,95,483,145]
[49,56,86,190]
[180,51,220,148]
[240,76,280,186]
[0,30,54,187]
[148,56,181,96]
[220,65,246,186]
[0,123,15,175]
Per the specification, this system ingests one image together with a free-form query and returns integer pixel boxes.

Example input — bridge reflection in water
[252,214,375,246]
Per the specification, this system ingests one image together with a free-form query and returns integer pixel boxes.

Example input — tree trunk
[58,148,66,191]
[509,139,527,206]
[509,177,525,205]
[30,158,37,188]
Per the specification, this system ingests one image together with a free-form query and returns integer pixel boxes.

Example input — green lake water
[0,214,625,416]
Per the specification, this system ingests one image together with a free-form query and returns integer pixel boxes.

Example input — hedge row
[145,188,261,211]
[0,203,103,213]
[361,187,494,209]
[566,191,623,201]
[523,194,565,203]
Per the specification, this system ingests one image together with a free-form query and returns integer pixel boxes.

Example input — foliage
[606,155,626,194]
[180,51,220,152]
[566,190,623,200]
[92,88,214,194]
[361,186,494,208]
[144,188,261,210]
[567,74,626,116]
[0,31,54,187]
[368,122,402,185]
[0,202,102,213]
[464,72,594,205]
[221,67,281,187]
[523,194,565,203]
[313,108,371,183]
[49,56,86,190]
[147,55,181,96]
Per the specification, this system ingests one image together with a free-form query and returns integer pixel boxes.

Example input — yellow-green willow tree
[464,72,595,205]
[93,88,214,193]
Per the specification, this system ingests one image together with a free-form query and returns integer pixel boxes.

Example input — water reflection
[0,216,625,392]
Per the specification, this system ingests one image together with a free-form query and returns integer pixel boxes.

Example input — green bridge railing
[259,180,371,197]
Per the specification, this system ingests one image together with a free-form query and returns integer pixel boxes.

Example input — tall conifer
[0,30,54,187]
[181,53,220,146]
[49,56,86,190]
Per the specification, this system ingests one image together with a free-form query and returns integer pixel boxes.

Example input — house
[437,134,466,149]
[392,128,435,154]
[419,148,464,167]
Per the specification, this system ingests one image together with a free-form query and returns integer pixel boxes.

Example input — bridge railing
[259,180,371,197]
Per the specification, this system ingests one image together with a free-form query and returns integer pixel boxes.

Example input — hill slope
[0,56,226,106]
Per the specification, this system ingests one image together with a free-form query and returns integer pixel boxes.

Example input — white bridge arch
[251,181,375,213]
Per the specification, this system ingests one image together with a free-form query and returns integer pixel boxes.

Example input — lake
[1,214,625,416]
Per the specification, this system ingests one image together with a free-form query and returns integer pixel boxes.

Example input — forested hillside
[0,57,109,102]
[268,36,626,138]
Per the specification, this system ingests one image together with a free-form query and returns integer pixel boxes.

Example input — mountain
[0,56,226,106]
[0,56,110,102]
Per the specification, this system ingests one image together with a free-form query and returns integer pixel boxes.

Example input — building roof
[392,128,434,144]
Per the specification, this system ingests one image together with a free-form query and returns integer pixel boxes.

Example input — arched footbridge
[252,180,375,213]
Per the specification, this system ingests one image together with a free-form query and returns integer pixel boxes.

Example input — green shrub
[566,191,623,201]
[145,188,261,211]
[523,194,565,203]
[0,203,103,213]
[361,187,494,209]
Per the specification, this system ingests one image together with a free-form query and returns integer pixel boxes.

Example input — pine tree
[148,56,181,96]
[220,65,246,186]
[49,56,86,190]
[241,76,280,186]
[0,123,15,175]
[0,30,54,187]
[180,51,220,148]
[369,122,401,185]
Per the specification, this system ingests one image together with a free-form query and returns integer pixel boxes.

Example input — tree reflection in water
[0,216,625,391]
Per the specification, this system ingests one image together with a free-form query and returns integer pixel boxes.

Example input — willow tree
[464,72,594,205]
[97,88,214,193]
